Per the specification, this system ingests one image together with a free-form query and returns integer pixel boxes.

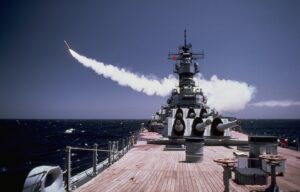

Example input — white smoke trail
[69,48,256,112]
[250,100,300,107]
[195,75,256,112]
[69,49,177,96]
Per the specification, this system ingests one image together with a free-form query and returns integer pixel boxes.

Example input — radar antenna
[168,30,204,61]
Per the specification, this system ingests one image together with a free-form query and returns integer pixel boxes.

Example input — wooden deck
[76,131,300,192]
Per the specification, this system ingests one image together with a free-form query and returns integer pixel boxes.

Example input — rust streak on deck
[76,131,300,192]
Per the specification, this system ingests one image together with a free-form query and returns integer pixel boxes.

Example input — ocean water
[0,119,299,191]
[241,119,300,145]
[0,119,144,192]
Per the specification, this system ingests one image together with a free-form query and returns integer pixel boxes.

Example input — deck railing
[64,134,137,191]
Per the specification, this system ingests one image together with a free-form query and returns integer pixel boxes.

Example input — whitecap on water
[1,167,8,172]
[65,128,75,134]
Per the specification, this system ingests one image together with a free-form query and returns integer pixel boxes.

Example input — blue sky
[1,0,300,119]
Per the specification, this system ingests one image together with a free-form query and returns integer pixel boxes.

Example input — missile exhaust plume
[67,47,256,112]
[250,100,300,107]
[68,48,177,96]
[195,75,256,112]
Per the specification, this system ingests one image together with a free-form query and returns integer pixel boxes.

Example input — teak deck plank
[76,131,300,192]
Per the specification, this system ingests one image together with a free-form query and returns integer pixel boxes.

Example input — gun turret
[176,112,183,119]
[174,119,184,132]
[200,108,215,118]
[172,118,185,136]
[187,108,196,118]
[175,107,183,118]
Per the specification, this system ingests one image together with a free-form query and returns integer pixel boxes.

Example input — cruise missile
[64,40,71,49]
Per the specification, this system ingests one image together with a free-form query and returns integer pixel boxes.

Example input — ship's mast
[168,31,204,94]
[184,29,187,47]
[166,31,205,108]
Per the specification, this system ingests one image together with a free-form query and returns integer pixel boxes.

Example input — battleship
[22,32,300,192]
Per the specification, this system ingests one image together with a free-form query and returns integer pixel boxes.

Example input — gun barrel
[202,112,214,118]
[195,119,211,132]
[216,120,240,132]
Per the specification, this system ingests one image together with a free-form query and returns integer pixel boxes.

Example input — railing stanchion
[131,135,134,147]
[129,136,132,148]
[108,141,112,165]
[66,146,71,192]
[116,140,119,159]
[122,138,125,155]
[112,141,116,162]
[93,143,98,176]
[112,141,115,163]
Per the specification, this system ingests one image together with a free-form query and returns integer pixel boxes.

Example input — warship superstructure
[151,30,240,140]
